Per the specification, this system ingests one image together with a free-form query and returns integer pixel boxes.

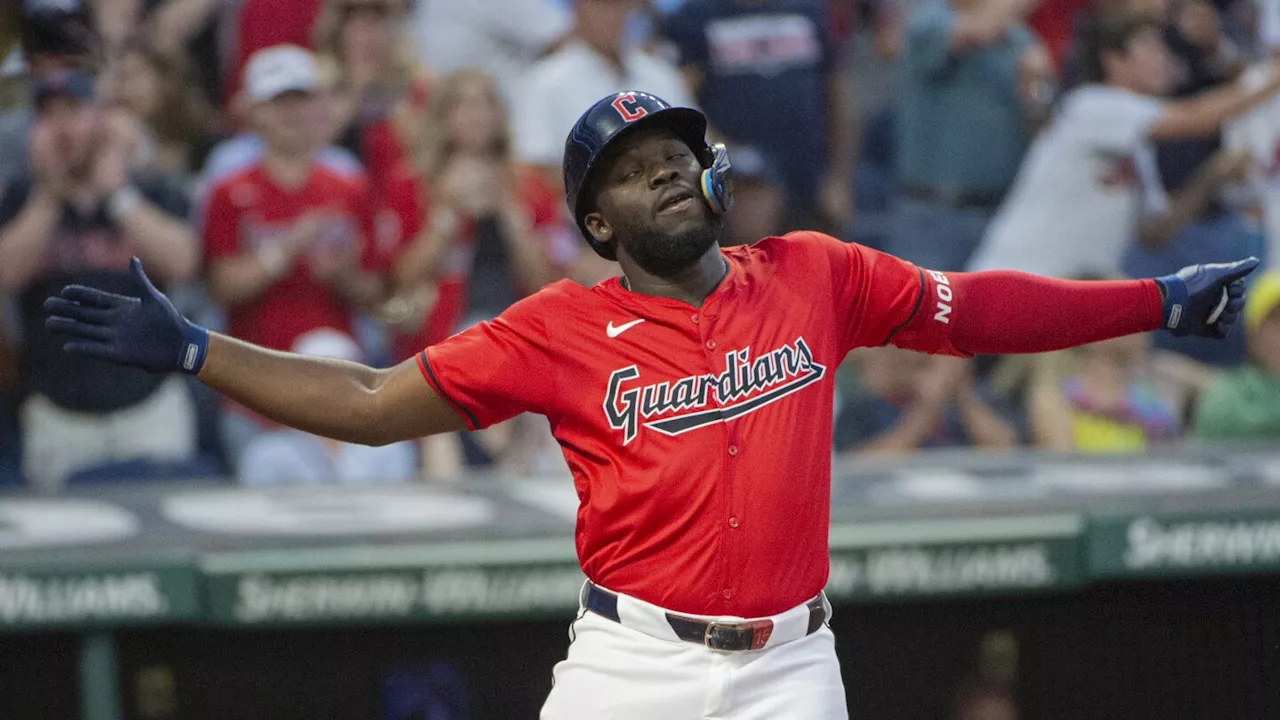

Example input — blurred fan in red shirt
[203,46,388,465]
[311,0,432,199]
[375,69,577,363]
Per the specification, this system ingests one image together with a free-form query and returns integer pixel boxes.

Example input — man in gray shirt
[889,0,1052,271]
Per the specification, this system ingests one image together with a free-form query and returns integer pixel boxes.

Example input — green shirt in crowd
[1194,366,1280,441]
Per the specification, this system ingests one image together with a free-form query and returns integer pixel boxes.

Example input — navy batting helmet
[563,91,733,261]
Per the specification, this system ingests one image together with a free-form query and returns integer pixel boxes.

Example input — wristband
[1154,274,1189,332]
[178,322,210,375]
[107,185,143,222]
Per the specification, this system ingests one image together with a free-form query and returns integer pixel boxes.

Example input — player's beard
[615,215,721,278]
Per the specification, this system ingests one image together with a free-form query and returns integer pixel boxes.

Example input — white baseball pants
[540,587,848,720]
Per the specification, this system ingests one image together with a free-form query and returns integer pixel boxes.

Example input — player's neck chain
[620,257,729,294]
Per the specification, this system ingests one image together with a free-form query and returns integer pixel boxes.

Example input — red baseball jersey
[204,163,374,352]
[421,231,966,617]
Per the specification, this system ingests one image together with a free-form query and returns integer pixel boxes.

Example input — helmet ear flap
[699,143,734,215]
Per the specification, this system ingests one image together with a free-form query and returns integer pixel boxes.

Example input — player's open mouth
[657,191,696,215]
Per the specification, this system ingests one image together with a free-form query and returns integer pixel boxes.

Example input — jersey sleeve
[796,231,952,355]
[419,289,559,430]
[801,231,1164,358]
[202,180,241,263]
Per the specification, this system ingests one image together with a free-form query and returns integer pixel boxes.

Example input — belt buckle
[703,619,774,651]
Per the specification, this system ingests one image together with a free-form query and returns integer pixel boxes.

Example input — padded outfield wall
[3,447,1280,718]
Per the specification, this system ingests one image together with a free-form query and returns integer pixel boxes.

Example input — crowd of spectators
[1,0,1280,491]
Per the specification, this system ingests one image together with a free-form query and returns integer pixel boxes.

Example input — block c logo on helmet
[611,92,649,123]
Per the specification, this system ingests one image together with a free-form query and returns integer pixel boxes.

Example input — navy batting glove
[44,257,209,374]
[1154,257,1258,338]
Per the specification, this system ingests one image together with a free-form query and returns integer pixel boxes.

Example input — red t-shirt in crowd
[203,162,374,352]
[362,119,406,208]
[377,164,575,361]
[360,77,432,203]
[419,231,1162,618]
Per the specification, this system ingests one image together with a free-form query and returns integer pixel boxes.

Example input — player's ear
[584,212,613,245]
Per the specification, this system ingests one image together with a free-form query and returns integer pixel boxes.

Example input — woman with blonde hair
[382,68,570,359]
[378,69,572,478]
[311,0,428,195]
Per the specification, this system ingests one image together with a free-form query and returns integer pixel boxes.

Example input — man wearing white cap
[202,45,386,469]
[0,66,201,490]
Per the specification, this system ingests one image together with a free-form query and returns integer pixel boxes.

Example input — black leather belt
[583,582,826,652]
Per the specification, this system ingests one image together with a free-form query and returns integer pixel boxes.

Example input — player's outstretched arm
[44,258,466,446]
[938,258,1260,355]
[877,253,1260,357]
[193,335,465,445]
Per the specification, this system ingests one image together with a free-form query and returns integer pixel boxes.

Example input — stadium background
[2,0,1280,717]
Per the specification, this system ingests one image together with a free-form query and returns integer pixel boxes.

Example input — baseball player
[45,91,1256,719]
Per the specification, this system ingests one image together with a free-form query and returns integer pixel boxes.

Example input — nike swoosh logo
[606,319,646,338]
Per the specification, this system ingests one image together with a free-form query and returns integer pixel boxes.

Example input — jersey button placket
[700,311,731,607]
